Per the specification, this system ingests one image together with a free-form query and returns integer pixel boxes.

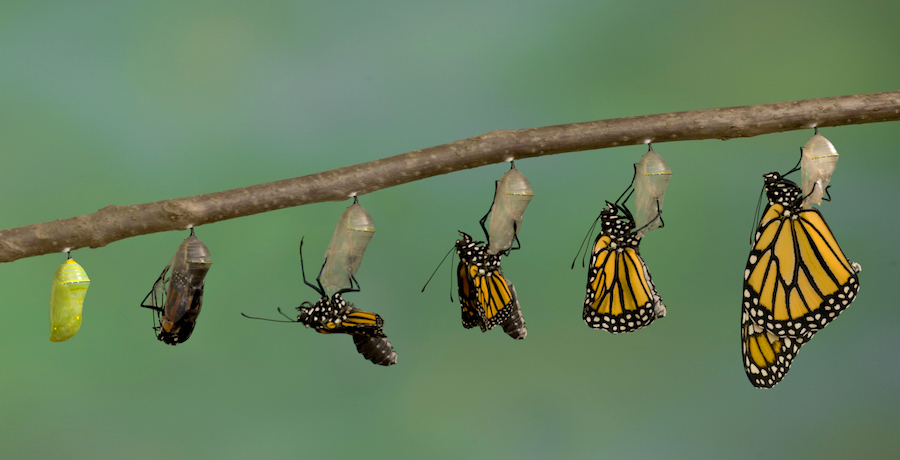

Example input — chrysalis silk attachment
[486,164,534,255]
[145,233,212,345]
[633,147,672,238]
[800,133,839,208]
[320,201,375,297]
[49,257,90,342]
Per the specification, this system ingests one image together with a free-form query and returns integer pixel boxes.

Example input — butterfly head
[296,297,331,327]
[455,231,485,261]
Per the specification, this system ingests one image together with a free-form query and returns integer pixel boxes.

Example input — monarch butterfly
[319,197,375,297]
[242,238,397,366]
[740,305,811,388]
[49,253,90,342]
[455,231,526,339]
[633,145,672,238]
[583,199,666,334]
[140,229,212,345]
[800,129,839,208]
[481,162,534,255]
[743,172,861,341]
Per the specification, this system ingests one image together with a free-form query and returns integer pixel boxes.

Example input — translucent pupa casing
[159,234,212,344]
[320,201,375,297]
[487,165,534,255]
[800,133,839,208]
[49,257,90,342]
[633,147,672,238]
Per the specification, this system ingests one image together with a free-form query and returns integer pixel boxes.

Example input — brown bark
[1,90,898,263]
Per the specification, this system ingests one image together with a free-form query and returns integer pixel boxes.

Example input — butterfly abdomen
[353,335,398,366]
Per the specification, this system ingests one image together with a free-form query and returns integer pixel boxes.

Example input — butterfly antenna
[750,183,766,246]
[572,215,600,269]
[240,310,298,323]
[422,244,455,293]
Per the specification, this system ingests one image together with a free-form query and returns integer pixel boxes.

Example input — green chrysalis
[49,254,90,342]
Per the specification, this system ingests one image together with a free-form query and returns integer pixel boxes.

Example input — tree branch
[2,90,898,263]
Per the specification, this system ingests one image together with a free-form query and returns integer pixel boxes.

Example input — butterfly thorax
[763,172,803,209]
[599,204,639,250]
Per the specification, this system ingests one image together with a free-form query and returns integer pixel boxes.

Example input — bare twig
[1,90,898,263]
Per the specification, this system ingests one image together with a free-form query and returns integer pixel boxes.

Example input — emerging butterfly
[582,198,666,333]
[743,172,861,339]
[141,228,212,345]
[242,238,397,366]
[455,231,526,339]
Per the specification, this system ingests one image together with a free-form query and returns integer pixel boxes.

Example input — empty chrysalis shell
[633,147,672,238]
[320,199,376,297]
[487,164,534,255]
[800,132,839,208]
[50,256,90,342]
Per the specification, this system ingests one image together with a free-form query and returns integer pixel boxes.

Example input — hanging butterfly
[242,238,397,366]
[582,198,666,333]
[579,153,668,334]
[140,228,212,345]
[49,252,90,342]
[455,231,525,339]
[743,171,861,340]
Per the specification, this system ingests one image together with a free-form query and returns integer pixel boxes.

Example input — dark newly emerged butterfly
[243,238,397,366]
[455,231,526,339]
[141,228,212,345]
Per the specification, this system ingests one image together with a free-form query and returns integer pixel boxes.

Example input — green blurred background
[1,1,898,458]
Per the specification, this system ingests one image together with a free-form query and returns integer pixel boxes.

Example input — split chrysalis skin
[320,198,375,298]
[485,163,534,256]
[633,146,672,238]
